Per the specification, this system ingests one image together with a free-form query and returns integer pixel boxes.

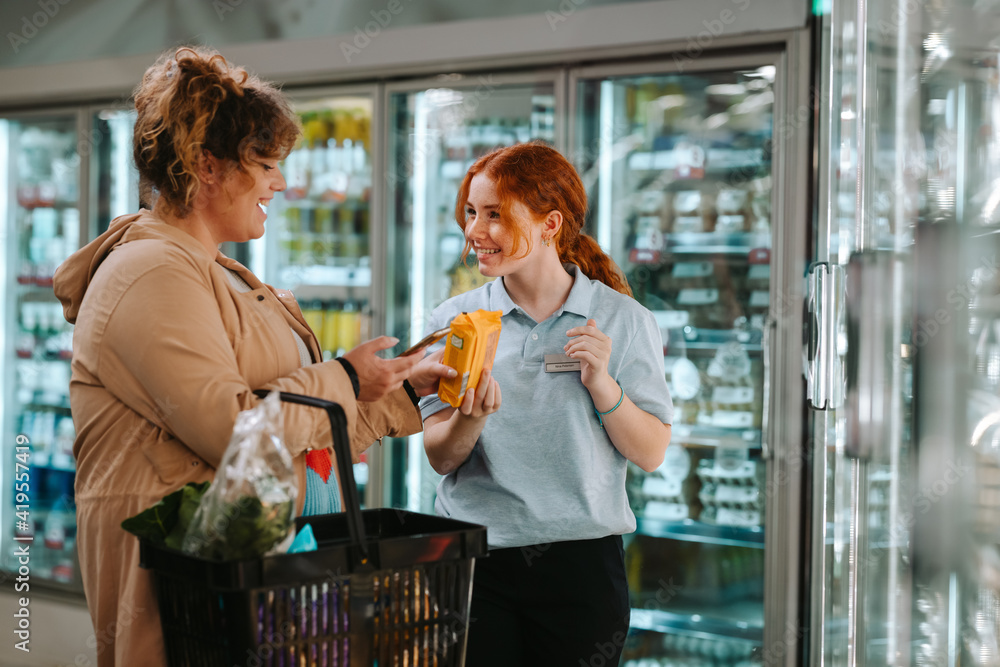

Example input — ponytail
[561,233,633,297]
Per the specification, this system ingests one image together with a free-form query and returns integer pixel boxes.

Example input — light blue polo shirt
[419,265,674,549]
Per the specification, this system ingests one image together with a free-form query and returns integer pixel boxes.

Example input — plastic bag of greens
[181,390,297,560]
[121,481,210,550]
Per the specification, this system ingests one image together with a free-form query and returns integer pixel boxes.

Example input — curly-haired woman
[53,46,452,666]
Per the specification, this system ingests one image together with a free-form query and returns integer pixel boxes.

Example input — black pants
[464,535,630,667]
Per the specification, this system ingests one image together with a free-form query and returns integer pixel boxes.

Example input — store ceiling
[0,0,660,70]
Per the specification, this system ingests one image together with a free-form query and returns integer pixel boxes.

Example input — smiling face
[207,156,287,244]
[463,173,547,278]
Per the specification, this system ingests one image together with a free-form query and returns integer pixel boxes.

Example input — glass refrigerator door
[384,76,558,512]
[573,61,780,664]
[814,0,1000,663]
[246,91,376,502]
[89,107,139,235]
[1,112,84,592]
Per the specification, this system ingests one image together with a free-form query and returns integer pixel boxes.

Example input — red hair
[454,141,632,296]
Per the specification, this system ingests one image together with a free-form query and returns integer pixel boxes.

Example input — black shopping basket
[139,391,488,667]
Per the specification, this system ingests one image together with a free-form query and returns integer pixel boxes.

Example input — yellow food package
[438,309,503,407]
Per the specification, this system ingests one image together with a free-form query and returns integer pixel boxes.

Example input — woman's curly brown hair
[132,46,301,216]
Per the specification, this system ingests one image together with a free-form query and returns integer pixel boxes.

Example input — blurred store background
[4,0,1000,665]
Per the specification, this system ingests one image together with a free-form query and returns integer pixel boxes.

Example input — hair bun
[173,48,247,103]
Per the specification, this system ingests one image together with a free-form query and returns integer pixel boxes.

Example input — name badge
[544,354,581,373]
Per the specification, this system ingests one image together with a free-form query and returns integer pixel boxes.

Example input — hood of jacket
[54,209,215,324]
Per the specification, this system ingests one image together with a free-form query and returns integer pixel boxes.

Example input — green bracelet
[595,385,624,428]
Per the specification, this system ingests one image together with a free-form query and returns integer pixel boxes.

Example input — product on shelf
[706,342,758,430]
[715,187,750,234]
[300,299,369,360]
[666,356,704,426]
[639,444,699,521]
[672,190,707,233]
[696,450,765,528]
[743,248,771,330]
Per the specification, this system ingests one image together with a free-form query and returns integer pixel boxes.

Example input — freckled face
[464,173,544,277]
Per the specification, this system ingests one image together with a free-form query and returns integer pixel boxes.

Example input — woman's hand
[458,369,501,418]
[407,347,458,397]
[341,336,421,402]
[422,368,501,475]
[564,318,614,391]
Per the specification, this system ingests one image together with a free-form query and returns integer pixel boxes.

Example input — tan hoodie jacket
[53,209,421,667]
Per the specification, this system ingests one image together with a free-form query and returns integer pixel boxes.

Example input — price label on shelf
[677,288,719,306]
[712,386,755,404]
[672,261,713,278]
[712,410,755,428]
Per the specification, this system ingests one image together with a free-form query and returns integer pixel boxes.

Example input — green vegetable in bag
[122,392,297,561]
[181,391,297,560]
[121,481,209,550]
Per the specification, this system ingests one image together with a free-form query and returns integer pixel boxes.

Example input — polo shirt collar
[489,264,593,318]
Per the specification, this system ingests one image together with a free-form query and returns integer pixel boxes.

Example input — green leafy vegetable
[121,481,210,548]
[121,481,293,561]
[194,496,294,561]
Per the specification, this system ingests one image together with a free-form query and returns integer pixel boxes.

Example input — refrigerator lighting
[424,88,464,107]
[731,90,775,114]
[706,113,730,129]
[704,83,747,96]
[653,94,688,109]
[928,98,948,115]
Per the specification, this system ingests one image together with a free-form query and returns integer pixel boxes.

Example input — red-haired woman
[419,141,674,665]
[53,47,452,667]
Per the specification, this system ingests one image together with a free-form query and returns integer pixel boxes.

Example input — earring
[542,237,551,247]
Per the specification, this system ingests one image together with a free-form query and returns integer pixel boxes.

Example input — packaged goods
[438,309,502,407]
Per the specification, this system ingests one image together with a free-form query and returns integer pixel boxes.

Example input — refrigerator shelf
[671,424,761,448]
[279,197,367,209]
[629,604,764,644]
[673,325,762,346]
[627,148,769,175]
[660,231,771,254]
[14,200,78,212]
[21,402,71,413]
[635,517,764,548]
[276,265,370,290]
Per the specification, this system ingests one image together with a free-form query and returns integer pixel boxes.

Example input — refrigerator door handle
[761,313,776,460]
[805,262,847,410]
[844,250,892,461]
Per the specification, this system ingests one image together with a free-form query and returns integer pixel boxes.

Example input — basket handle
[253,389,369,563]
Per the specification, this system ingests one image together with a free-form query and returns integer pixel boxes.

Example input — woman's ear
[196,150,220,185]
[544,210,563,241]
